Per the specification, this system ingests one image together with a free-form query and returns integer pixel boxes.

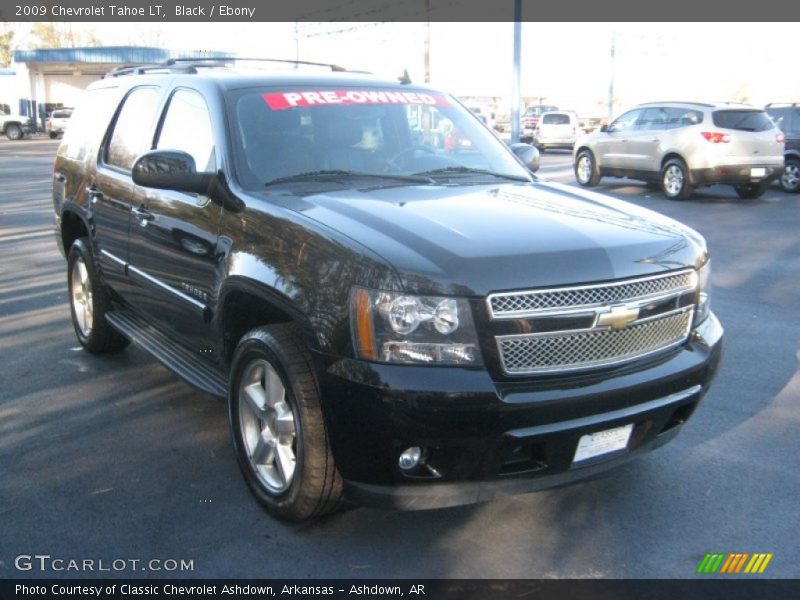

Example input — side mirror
[600,124,609,133]
[510,142,540,173]
[132,150,214,195]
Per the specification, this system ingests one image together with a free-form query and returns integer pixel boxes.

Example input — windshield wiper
[412,166,531,182]
[265,170,433,187]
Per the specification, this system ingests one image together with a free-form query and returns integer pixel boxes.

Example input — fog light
[398,446,423,471]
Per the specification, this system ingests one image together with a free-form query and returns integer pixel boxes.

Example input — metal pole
[511,0,521,144]
[424,0,431,83]
[607,31,616,121]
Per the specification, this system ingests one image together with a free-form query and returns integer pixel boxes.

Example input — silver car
[573,101,785,199]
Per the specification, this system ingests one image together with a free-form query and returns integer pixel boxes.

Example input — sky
[7,22,799,117]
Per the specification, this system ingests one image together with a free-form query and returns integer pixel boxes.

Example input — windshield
[226,86,530,190]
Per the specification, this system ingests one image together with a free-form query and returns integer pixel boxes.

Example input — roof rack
[765,102,798,108]
[637,101,714,108]
[103,63,197,78]
[164,56,347,72]
[103,56,350,79]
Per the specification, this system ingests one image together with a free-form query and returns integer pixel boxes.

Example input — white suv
[573,101,785,199]
[534,110,580,151]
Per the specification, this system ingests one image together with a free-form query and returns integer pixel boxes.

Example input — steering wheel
[385,145,438,172]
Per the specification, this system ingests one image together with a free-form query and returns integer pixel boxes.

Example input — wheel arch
[60,207,91,257]
[216,277,321,369]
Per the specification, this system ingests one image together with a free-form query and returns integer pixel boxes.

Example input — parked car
[764,102,800,193]
[53,59,721,521]
[574,101,785,200]
[47,108,73,139]
[533,110,580,151]
[0,113,33,140]
[521,104,558,141]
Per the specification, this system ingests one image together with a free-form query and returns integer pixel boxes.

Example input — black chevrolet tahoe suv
[765,103,800,193]
[53,59,723,521]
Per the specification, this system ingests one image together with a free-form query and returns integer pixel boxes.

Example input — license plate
[573,424,633,465]
[750,167,766,178]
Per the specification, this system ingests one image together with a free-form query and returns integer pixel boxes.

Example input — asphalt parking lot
[1,139,798,579]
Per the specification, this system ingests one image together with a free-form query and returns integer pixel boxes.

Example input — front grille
[497,309,693,374]
[489,269,696,318]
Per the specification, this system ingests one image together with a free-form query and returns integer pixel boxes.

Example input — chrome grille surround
[488,269,697,319]
[497,308,694,374]
[489,269,698,375]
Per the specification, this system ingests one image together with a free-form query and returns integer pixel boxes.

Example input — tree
[0,28,13,67]
[29,23,101,49]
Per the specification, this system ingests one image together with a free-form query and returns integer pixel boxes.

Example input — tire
[734,181,768,199]
[5,124,23,141]
[67,238,129,354]
[229,324,343,521]
[661,158,693,200]
[49,131,58,139]
[780,157,800,193]
[574,149,601,187]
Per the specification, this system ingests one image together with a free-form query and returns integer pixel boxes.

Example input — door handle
[85,186,103,204]
[132,206,155,222]
[651,138,661,142]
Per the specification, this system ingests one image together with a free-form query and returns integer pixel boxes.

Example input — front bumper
[320,313,723,510]
[691,164,783,186]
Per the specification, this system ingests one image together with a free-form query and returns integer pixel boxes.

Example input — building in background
[8,46,233,130]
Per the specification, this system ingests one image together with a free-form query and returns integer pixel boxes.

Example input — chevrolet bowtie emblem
[597,305,640,330]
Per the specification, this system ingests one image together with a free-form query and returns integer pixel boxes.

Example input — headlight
[350,288,483,366]
[694,261,711,326]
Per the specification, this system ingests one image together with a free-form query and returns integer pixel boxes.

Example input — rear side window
[542,113,570,125]
[766,107,799,134]
[712,110,774,132]
[58,87,120,162]
[106,87,161,170]
[156,89,216,172]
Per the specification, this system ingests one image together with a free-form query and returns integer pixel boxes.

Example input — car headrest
[326,118,362,147]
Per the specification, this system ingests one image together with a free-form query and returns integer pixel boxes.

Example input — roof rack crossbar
[163,56,347,72]
[103,63,197,78]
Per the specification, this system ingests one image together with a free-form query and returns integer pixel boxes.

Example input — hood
[264,180,707,296]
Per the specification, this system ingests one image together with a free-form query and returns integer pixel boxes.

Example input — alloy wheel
[577,155,593,184]
[238,359,297,494]
[663,165,684,196]
[70,256,94,336]
[782,162,800,192]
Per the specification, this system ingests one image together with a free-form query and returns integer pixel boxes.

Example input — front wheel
[734,181,768,199]
[67,238,129,353]
[780,158,800,193]
[229,324,343,521]
[661,158,693,200]
[5,124,23,140]
[574,149,600,186]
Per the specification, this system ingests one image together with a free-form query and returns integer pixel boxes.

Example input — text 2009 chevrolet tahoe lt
[53,59,722,521]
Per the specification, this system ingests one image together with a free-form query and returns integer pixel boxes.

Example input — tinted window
[542,113,570,125]
[712,110,774,132]
[666,108,703,129]
[609,109,643,133]
[637,108,668,131]
[227,87,529,190]
[157,89,216,172]
[106,87,161,170]
[766,107,799,134]
[58,87,121,162]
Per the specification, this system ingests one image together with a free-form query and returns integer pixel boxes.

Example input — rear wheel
[5,124,23,140]
[67,238,129,354]
[661,158,693,200]
[229,324,343,521]
[734,181,768,199]
[780,157,800,193]
[49,131,58,139]
[575,149,600,187]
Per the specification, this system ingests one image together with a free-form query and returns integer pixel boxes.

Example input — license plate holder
[572,424,634,466]
[750,167,766,178]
